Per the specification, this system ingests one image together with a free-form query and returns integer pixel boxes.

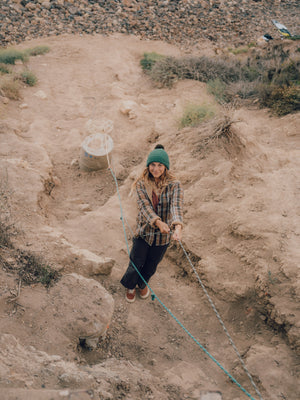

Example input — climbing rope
[106,164,261,400]
[178,241,263,400]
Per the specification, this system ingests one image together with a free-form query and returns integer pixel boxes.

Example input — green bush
[207,78,229,103]
[25,45,50,57]
[0,49,26,65]
[0,45,50,65]
[20,69,37,86]
[0,64,10,74]
[180,103,215,128]
[140,52,165,71]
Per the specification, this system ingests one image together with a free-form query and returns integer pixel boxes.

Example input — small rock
[79,203,92,212]
[119,100,138,117]
[19,103,28,109]
[59,390,70,397]
[34,90,47,100]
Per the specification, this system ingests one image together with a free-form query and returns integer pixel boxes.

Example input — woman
[120,144,184,303]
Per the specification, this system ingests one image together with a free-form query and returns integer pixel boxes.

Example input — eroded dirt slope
[0,34,299,400]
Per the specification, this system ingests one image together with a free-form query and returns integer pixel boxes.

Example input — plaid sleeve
[136,181,160,227]
[170,181,184,227]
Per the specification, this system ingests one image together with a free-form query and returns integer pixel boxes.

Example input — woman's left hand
[172,225,182,242]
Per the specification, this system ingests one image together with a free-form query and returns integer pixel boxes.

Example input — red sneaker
[139,286,150,299]
[126,288,136,303]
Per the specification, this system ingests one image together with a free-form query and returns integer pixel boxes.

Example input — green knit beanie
[146,145,170,170]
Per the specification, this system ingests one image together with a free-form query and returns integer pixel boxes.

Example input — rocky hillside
[1,0,299,47]
[0,3,299,400]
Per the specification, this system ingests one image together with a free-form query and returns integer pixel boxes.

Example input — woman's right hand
[155,220,170,234]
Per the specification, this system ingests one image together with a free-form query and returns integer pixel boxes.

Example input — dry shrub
[144,42,299,116]
[16,250,60,287]
[2,247,60,288]
[0,76,21,100]
[178,56,241,83]
[149,56,182,87]
[225,80,260,101]
[0,175,17,248]
[193,111,243,157]
[258,84,300,115]
[149,55,241,88]
[0,173,59,287]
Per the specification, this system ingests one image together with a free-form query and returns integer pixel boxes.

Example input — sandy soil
[0,33,299,400]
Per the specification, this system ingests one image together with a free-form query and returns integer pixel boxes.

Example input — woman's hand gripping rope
[155,220,182,241]
[155,219,170,234]
[172,224,182,242]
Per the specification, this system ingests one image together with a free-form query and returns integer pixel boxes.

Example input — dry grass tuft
[0,174,18,248]
[192,111,243,157]
[0,76,21,100]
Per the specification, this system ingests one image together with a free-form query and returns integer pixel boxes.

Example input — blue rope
[109,167,257,400]
[178,241,263,400]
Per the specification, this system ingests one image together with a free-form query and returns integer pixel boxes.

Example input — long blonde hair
[130,166,177,194]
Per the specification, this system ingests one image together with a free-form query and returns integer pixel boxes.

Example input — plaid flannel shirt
[134,179,184,246]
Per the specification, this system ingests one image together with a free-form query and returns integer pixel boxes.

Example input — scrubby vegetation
[0,64,10,74]
[0,77,21,100]
[0,46,50,65]
[0,45,50,100]
[0,177,16,248]
[15,250,60,287]
[20,69,37,86]
[24,46,50,57]
[0,49,27,65]
[140,52,166,71]
[180,103,215,128]
[0,176,60,288]
[141,42,300,116]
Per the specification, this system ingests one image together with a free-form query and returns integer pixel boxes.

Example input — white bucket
[85,118,113,136]
[79,133,114,171]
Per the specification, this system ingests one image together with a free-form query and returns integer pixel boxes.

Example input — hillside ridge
[1,0,299,47]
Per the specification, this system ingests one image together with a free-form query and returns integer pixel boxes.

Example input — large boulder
[18,273,114,350]
[50,273,114,348]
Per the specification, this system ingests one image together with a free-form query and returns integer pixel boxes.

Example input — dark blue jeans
[120,237,169,290]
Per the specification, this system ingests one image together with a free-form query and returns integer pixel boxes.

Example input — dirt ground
[0,33,299,400]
